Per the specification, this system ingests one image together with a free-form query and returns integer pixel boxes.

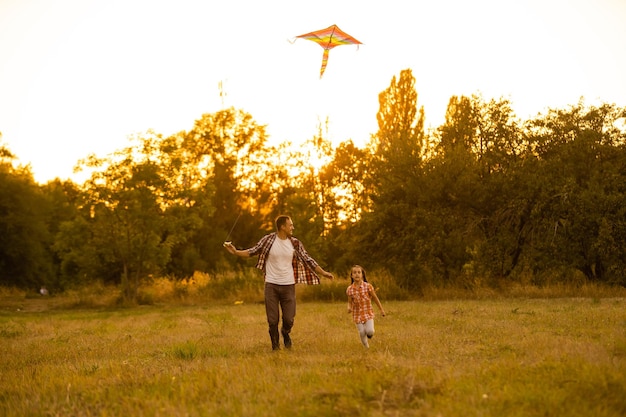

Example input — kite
[293,24,362,78]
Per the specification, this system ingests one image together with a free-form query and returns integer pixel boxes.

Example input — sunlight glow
[1,0,625,183]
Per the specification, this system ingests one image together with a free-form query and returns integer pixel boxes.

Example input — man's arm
[314,265,334,280]
[223,242,251,258]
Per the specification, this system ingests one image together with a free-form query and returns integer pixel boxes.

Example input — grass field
[1,294,625,416]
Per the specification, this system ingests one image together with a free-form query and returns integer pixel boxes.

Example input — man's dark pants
[264,282,296,349]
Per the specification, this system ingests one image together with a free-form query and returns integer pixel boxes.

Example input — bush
[298,268,412,302]
[298,279,348,302]
[4,268,625,312]
[138,270,265,305]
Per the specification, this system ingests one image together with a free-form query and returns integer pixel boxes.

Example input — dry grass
[1,292,625,416]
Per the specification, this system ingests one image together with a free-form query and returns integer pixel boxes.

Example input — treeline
[1,69,625,300]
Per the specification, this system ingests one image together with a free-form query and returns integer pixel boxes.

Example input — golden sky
[1,0,625,183]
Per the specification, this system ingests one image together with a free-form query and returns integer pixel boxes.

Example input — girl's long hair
[350,265,368,284]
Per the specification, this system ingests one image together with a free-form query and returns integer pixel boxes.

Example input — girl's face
[351,266,364,283]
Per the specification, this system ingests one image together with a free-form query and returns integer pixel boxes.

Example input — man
[223,215,334,350]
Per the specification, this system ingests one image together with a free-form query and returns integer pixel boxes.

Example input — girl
[346,265,385,348]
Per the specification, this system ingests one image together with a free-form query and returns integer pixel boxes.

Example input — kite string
[224,212,242,243]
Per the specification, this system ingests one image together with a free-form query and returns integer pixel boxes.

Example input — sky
[1,0,625,183]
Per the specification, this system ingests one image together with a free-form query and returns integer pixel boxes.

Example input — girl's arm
[346,288,353,313]
[369,286,385,316]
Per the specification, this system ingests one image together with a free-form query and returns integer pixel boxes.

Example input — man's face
[282,219,294,236]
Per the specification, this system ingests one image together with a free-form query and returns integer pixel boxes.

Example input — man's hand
[315,266,334,280]
[223,242,235,254]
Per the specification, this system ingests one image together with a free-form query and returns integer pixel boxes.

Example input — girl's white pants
[356,319,375,347]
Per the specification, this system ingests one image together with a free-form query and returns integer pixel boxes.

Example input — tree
[370,69,425,190]
[182,108,272,268]
[41,179,82,289]
[324,140,371,224]
[0,142,54,289]
[522,102,626,284]
[60,134,205,302]
[358,69,427,289]
[470,98,531,282]
[420,95,483,286]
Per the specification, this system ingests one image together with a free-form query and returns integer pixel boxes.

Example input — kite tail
[320,49,329,78]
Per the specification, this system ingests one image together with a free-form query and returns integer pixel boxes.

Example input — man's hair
[275,215,291,231]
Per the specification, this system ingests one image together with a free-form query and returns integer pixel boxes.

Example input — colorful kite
[294,24,362,78]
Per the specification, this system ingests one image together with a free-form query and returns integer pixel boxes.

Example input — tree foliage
[3,73,626,294]
[56,134,205,301]
[354,69,428,289]
[0,146,54,289]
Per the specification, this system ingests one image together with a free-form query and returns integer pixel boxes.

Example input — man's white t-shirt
[265,237,295,285]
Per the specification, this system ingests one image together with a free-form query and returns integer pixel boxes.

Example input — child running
[346,265,385,348]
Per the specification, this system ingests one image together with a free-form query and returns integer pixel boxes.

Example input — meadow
[1,281,625,416]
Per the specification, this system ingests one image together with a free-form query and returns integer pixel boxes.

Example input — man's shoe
[270,327,280,351]
[282,330,292,349]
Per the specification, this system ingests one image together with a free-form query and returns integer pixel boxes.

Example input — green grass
[1,297,625,416]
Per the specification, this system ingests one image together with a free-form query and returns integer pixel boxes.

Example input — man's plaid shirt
[248,233,321,285]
